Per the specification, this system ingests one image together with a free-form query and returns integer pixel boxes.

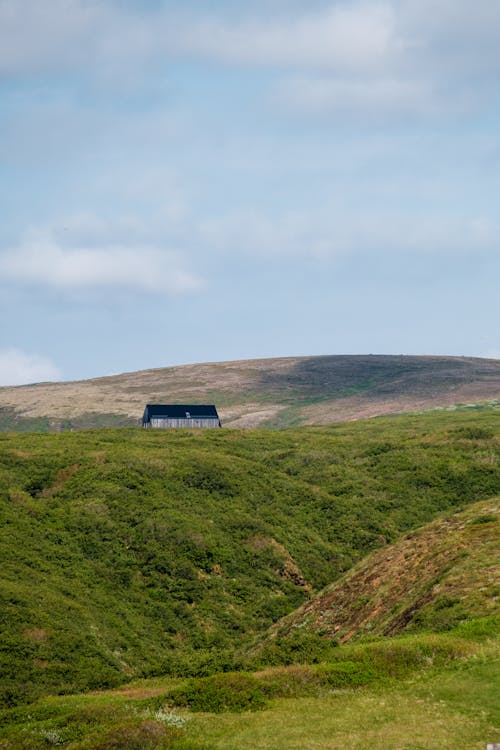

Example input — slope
[0,409,499,706]
[0,354,499,431]
[266,497,500,646]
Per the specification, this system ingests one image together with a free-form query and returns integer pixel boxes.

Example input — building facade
[142,404,221,428]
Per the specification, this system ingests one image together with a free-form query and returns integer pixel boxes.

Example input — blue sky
[0,0,499,385]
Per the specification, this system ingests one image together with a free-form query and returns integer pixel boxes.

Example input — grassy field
[0,409,499,709]
[0,621,498,748]
[0,408,499,747]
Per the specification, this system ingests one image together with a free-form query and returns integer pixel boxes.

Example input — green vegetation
[166,630,477,713]
[0,624,497,748]
[264,496,499,645]
[0,407,136,432]
[0,410,499,710]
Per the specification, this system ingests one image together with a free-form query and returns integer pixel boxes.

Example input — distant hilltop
[0,354,499,432]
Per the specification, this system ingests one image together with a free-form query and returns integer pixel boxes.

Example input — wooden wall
[148,418,220,429]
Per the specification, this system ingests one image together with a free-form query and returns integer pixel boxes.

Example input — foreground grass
[190,678,498,750]
[0,624,498,749]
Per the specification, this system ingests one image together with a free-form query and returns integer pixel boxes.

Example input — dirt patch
[221,404,285,428]
[23,628,48,642]
[247,536,312,592]
[41,464,80,497]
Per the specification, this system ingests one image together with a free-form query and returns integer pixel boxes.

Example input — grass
[263,497,499,645]
[0,624,498,748]
[189,687,496,750]
[0,410,499,705]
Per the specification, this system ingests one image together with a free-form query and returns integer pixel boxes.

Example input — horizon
[1,350,499,389]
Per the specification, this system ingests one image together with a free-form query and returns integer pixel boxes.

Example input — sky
[0,0,499,385]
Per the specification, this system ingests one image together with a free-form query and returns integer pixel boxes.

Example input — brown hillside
[0,354,499,430]
[266,498,499,644]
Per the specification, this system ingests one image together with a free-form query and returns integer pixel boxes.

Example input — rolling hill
[264,497,499,647]
[0,354,499,431]
[1,409,499,706]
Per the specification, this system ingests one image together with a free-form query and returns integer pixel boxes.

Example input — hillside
[0,409,499,706]
[0,354,499,431]
[264,497,499,648]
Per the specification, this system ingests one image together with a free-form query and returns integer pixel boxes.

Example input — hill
[0,409,499,706]
[0,354,499,431]
[264,497,499,648]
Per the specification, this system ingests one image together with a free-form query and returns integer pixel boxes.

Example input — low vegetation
[0,621,497,748]
[263,497,499,646]
[0,410,499,710]
[0,405,499,747]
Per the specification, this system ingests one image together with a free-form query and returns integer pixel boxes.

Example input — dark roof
[143,404,219,419]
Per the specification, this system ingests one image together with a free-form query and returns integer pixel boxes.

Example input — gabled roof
[143,404,219,419]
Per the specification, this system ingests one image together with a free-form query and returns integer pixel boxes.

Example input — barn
[142,404,221,429]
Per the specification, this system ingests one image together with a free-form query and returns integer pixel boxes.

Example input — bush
[317,661,378,688]
[168,673,268,713]
[454,427,494,440]
[94,720,179,750]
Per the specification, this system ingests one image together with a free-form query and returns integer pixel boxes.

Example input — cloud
[0,236,202,294]
[2,1,498,78]
[1,1,499,119]
[199,209,500,260]
[0,0,105,75]
[0,0,157,77]
[0,1,397,76]
[277,76,443,119]
[0,349,62,386]
[172,3,398,72]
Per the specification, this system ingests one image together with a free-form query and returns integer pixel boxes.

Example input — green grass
[0,624,497,748]
[0,410,499,707]
[261,497,499,646]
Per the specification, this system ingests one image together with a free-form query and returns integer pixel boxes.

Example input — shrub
[454,427,494,440]
[93,720,178,750]
[317,661,378,688]
[469,514,497,525]
[168,673,268,713]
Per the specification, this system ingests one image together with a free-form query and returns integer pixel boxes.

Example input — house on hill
[142,404,221,429]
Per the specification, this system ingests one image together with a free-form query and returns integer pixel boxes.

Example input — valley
[0,407,498,748]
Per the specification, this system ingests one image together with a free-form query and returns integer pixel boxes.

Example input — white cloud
[172,4,398,72]
[0,1,398,75]
[0,237,202,294]
[0,349,62,386]
[1,1,498,78]
[0,0,104,75]
[1,1,499,119]
[0,0,156,77]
